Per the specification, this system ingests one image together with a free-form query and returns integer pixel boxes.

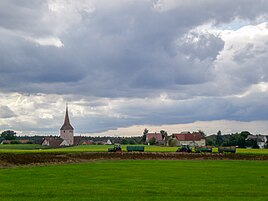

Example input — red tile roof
[146,133,163,141]
[173,132,204,141]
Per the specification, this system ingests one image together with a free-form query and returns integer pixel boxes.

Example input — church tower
[60,104,74,145]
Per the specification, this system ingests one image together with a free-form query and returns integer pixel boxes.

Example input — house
[41,136,65,147]
[246,135,267,149]
[146,133,164,145]
[172,131,206,146]
[81,140,94,145]
[106,139,112,145]
[1,139,31,144]
[1,140,12,144]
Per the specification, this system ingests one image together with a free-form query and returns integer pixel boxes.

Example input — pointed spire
[60,103,74,130]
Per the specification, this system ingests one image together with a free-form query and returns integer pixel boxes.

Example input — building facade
[172,131,206,146]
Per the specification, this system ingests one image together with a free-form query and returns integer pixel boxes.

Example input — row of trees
[0,130,16,140]
[206,131,259,148]
[0,129,264,148]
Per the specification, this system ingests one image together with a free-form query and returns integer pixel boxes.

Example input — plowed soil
[0,152,267,167]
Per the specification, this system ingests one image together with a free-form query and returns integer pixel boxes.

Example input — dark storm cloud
[1,0,267,96]
[1,0,268,133]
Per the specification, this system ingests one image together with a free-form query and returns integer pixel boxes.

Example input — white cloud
[29,36,64,47]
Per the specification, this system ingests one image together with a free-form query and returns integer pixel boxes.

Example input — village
[1,105,267,150]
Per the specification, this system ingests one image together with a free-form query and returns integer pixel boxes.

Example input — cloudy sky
[1,0,268,136]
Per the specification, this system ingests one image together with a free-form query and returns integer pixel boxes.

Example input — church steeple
[60,103,74,130]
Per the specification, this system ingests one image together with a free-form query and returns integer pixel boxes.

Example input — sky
[1,0,268,136]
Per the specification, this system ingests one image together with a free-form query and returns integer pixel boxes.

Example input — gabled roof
[60,105,74,130]
[42,136,64,147]
[173,132,204,141]
[146,133,163,141]
[246,135,267,142]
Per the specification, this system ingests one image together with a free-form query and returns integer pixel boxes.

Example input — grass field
[0,160,267,201]
[0,144,268,155]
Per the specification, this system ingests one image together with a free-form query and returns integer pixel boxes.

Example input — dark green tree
[142,128,148,143]
[129,139,136,145]
[160,130,168,140]
[149,137,156,145]
[198,130,206,138]
[121,138,128,145]
[1,130,16,140]
[216,130,223,146]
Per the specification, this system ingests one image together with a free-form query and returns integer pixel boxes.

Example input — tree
[198,130,206,138]
[129,139,136,145]
[121,138,128,145]
[1,130,16,140]
[149,137,156,145]
[168,138,177,147]
[160,130,167,140]
[142,128,148,143]
[215,130,223,146]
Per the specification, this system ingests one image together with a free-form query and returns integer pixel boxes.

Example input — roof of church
[60,105,74,130]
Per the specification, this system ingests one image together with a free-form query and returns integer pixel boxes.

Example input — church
[60,104,74,145]
[41,105,82,147]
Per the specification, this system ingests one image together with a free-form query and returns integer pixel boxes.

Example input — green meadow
[0,160,267,201]
[0,144,268,154]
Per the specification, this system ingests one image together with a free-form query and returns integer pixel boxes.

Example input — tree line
[0,129,265,148]
[206,131,259,148]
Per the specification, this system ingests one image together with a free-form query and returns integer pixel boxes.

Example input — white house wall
[176,139,206,146]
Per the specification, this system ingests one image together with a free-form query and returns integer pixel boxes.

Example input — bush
[168,138,177,147]
[149,137,156,145]
[129,139,136,145]
[10,140,21,144]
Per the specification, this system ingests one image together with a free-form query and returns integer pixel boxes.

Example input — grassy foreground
[0,160,267,201]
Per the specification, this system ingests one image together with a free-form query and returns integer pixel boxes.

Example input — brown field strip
[0,152,268,167]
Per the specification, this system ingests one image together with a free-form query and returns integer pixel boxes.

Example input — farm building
[106,139,112,145]
[172,131,206,146]
[81,140,94,145]
[245,135,267,149]
[146,133,164,145]
[0,139,31,144]
[41,136,82,148]
[41,136,66,147]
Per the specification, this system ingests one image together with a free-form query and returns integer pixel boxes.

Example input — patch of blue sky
[216,19,250,31]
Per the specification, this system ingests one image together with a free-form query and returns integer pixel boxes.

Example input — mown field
[0,144,268,155]
[0,160,267,201]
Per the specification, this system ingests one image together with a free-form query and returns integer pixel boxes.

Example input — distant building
[81,140,94,145]
[172,131,206,146]
[106,139,112,145]
[0,139,31,144]
[41,104,82,148]
[246,135,267,149]
[41,136,65,147]
[146,133,164,145]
